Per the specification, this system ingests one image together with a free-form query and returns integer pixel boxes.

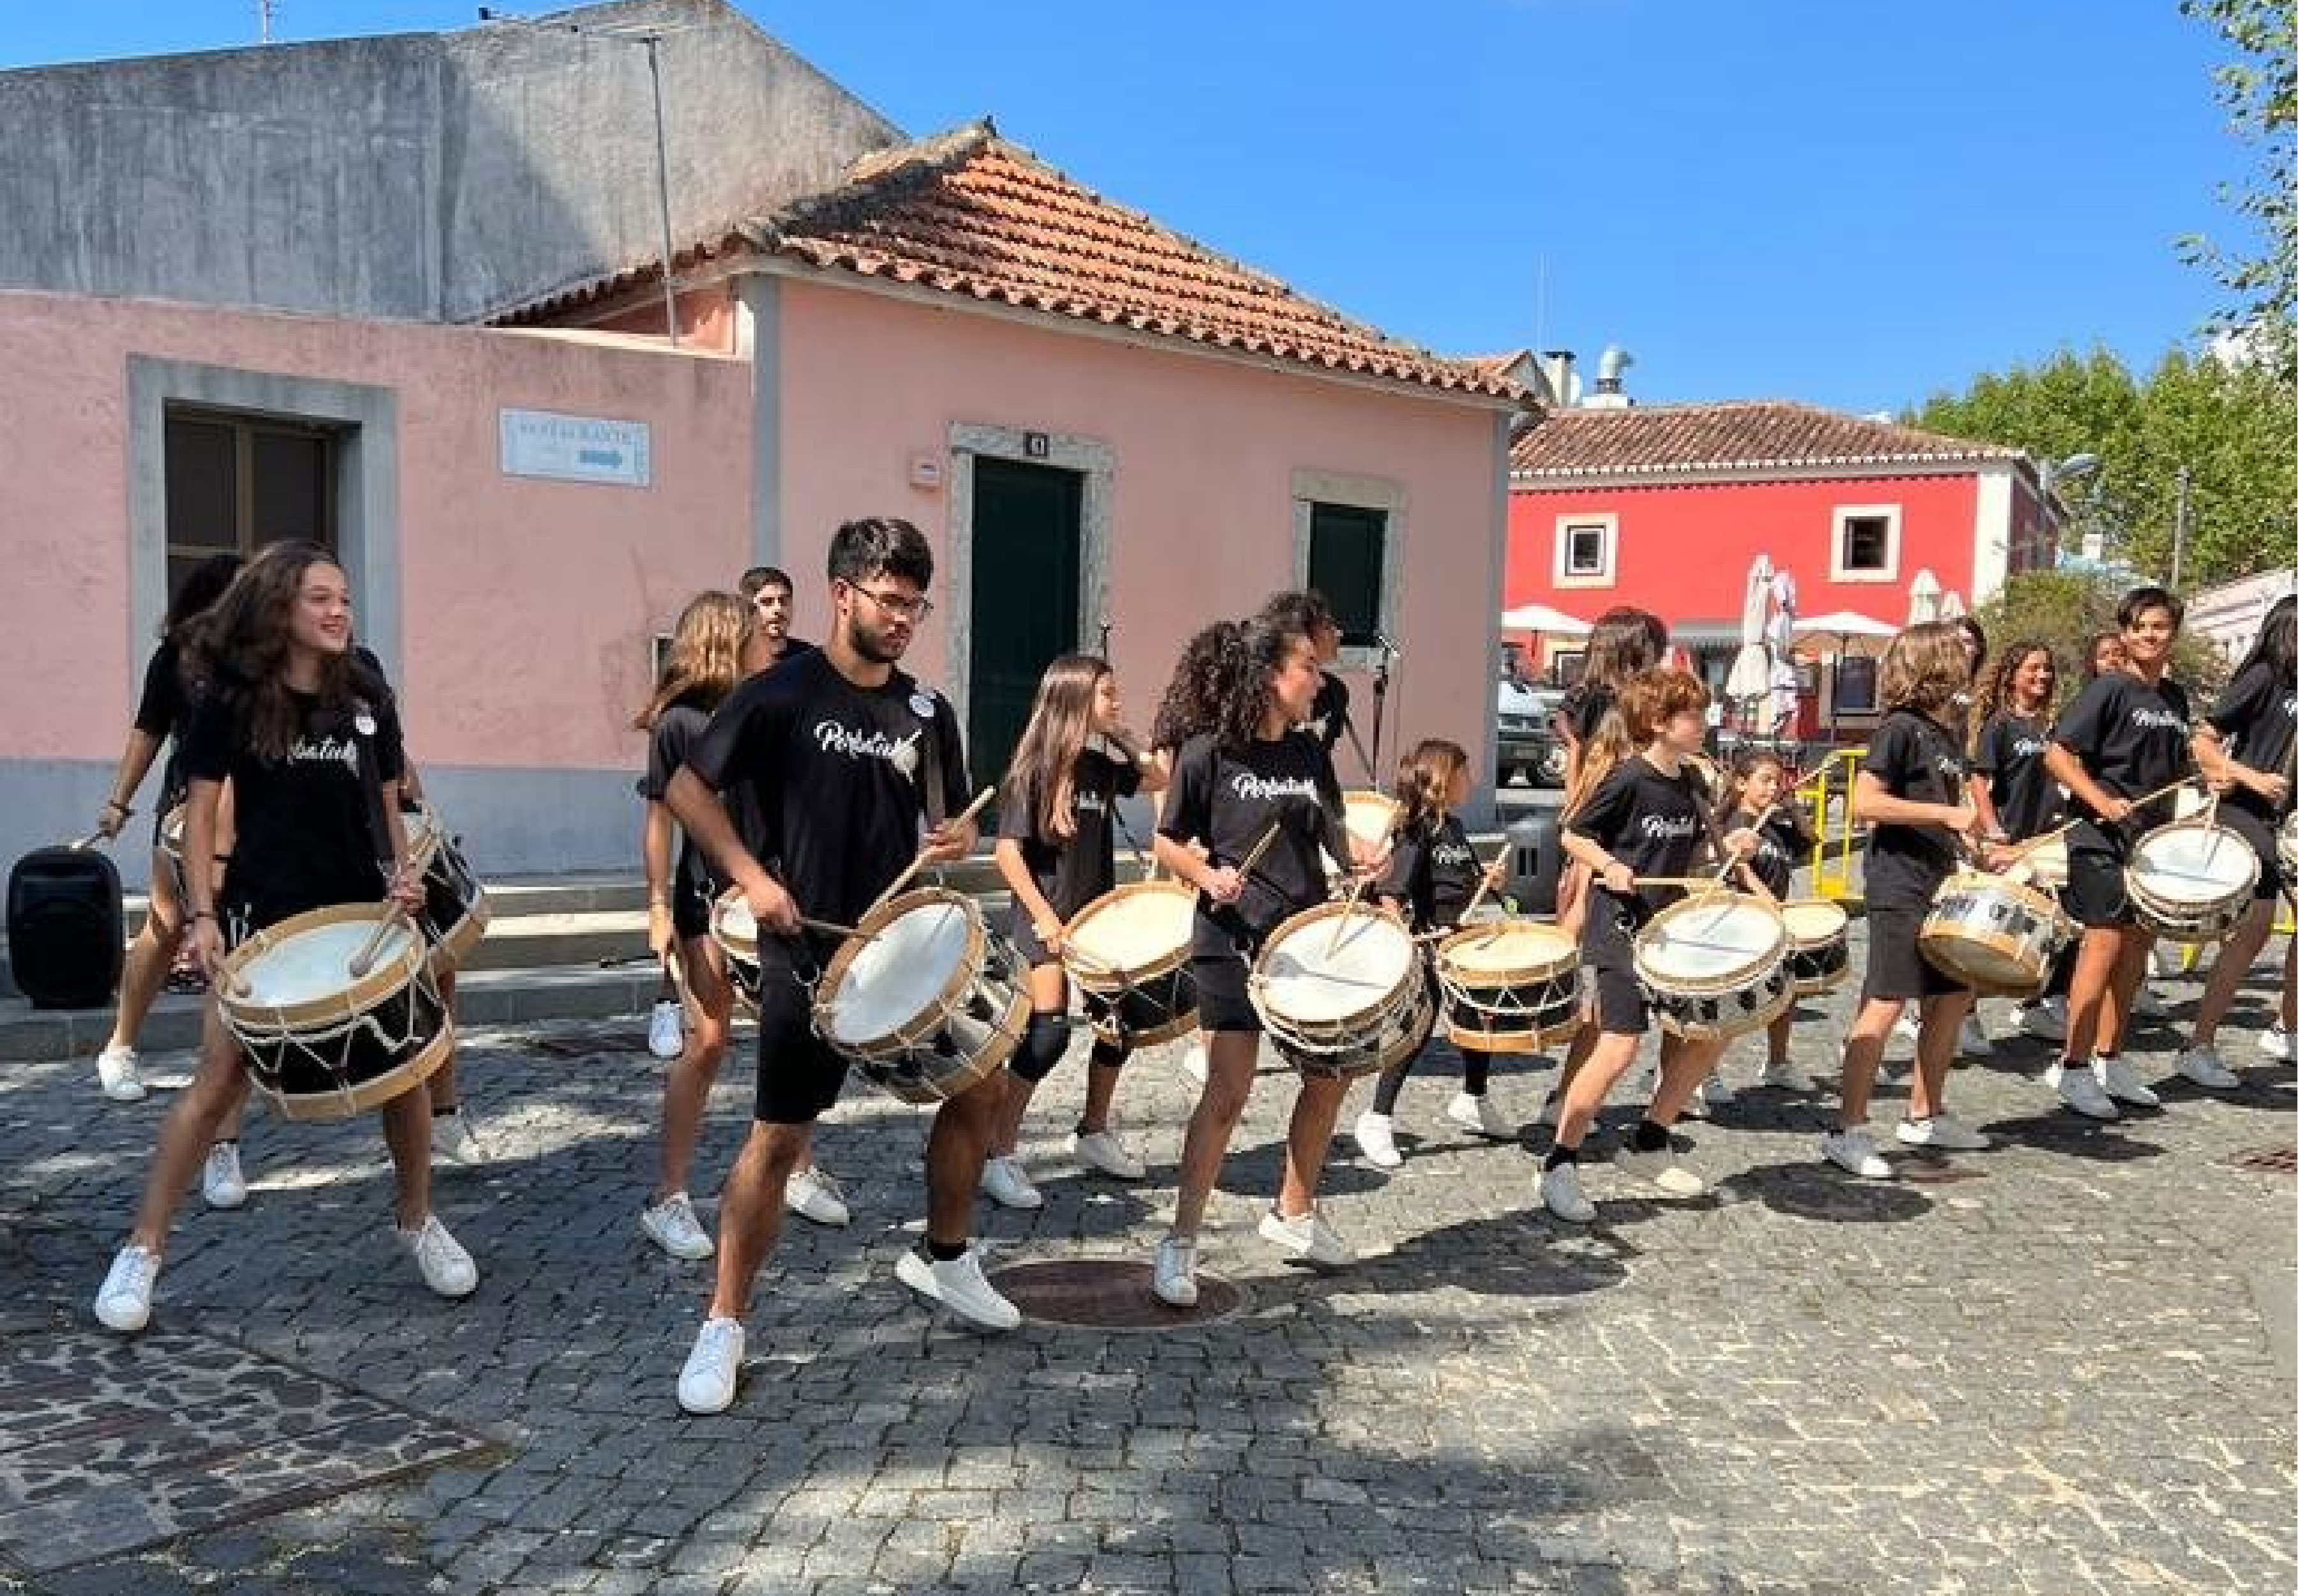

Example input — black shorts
[2060,822,2134,930]
[1862,905,1967,1002]
[1191,941,1262,1034]
[750,932,849,1125]
[1582,906,1648,1036]
[1005,905,1057,971]
[2220,804,2287,902]
[672,874,717,943]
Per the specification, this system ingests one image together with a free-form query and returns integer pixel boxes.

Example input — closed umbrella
[1939,589,1967,622]
[1907,568,1942,625]
[1726,554,1775,707]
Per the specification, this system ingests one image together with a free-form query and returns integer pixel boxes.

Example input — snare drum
[1251,901,1427,1077]
[1431,920,1580,1053]
[403,805,489,975]
[2125,819,2261,943]
[1061,878,1198,1047]
[2020,833,2069,890]
[710,888,764,1015]
[811,888,1030,1104]
[1918,872,2068,995]
[1632,893,1792,1041]
[219,904,452,1122]
[1779,899,1851,996]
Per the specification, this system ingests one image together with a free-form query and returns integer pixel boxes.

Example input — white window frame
[1551,512,1616,588]
[1830,503,1902,583]
[1290,469,1406,670]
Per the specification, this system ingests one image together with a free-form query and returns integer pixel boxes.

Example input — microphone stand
[1369,638,1396,777]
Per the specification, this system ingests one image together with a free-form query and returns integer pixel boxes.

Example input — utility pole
[257,0,276,43]
[2171,465,2191,590]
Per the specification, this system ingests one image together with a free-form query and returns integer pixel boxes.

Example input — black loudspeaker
[8,846,124,1010]
[1504,813,1564,918]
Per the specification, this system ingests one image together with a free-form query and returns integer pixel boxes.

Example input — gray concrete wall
[0,0,900,322]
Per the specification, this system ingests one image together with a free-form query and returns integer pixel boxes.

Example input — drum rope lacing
[237,967,441,1117]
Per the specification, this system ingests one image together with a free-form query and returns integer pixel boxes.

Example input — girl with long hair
[1819,623,1991,1180]
[1712,747,1816,1095]
[637,592,847,1262]
[1542,667,1756,1223]
[1147,617,1385,1306]
[2175,593,2295,1084]
[983,655,1170,1207]
[1351,737,1511,1168]
[1970,641,2073,1043]
[94,542,475,1333]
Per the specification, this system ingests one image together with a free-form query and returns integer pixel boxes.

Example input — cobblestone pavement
[3,924,2292,1595]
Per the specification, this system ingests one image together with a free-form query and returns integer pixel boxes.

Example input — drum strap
[348,698,396,894]
[902,690,948,826]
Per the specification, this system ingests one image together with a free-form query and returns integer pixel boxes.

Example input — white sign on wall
[499,408,652,488]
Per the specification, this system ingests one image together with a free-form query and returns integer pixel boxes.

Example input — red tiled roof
[1510,399,2021,479]
[497,123,1519,401]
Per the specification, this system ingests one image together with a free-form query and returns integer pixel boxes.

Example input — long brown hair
[1004,654,1110,843]
[1391,738,1469,833]
[635,592,749,730]
[184,541,385,761]
[1879,621,1968,721]
[1150,620,1242,753]
[1975,639,2057,731]
[1562,666,1706,821]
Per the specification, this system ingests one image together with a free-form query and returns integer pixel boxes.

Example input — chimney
[1540,348,1577,408]
[1585,344,1634,409]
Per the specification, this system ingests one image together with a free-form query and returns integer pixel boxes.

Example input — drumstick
[865,785,997,916]
[2002,776,2204,860]
[1234,820,1283,880]
[346,902,412,980]
[1324,810,1397,956]
[798,916,879,943]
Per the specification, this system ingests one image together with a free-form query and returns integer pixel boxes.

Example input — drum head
[230,914,419,1007]
[1637,895,1786,987]
[1259,909,1414,1026]
[712,890,757,951]
[1441,921,1574,976]
[1342,792,1400,849]
[1066,880,1193,972]
[823,897,974,1047]
[402,807,442,850]
[1780,899,1847,944]
[2130,823,2257,905]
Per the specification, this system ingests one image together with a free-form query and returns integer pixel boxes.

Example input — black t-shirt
[683,649,967,927]
[2206,661,2297,821]
[998,747,1144,920]
[645,692,771,904]
[1558,683,1615,748]
[1160,731,1347,951]
[179,677,406,927]
[1727,805,1809,900]
[1302,673,1351,755]
[1974,710,2062,842]
[2054,673,2193,831]
[1380,812,1481,931]
[1567,754,1711,932]
[1862,708,1968,909]
[134,638,190,801]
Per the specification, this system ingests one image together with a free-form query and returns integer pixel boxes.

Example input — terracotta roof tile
[1510,399,2020,478]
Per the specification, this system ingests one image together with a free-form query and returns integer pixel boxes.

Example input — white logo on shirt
[1075,791,1107,817]
[286,735,360,771]
[2010,736,2047,759]
[814,720,922,775]
[1431,841,1475,867]
[2128,707,2188,733]
[1231,773,1320,804]
[1639,814,1699,841]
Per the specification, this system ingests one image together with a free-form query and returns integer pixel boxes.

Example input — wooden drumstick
[346,902,411,980]
[798,916,879,943]
[2001,775,2204,861]
[1325,811,1397,956]
[866,785,996,916]
[1234,820,1283,880]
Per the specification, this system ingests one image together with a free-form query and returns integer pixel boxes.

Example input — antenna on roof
[257,0,278,43]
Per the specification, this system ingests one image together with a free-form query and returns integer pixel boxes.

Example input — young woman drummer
[1351,737,1511,1168]
[1147,617,1386,1306]
[1819,622,1994,1180]
[1712,747,1816,1095]
[94,542,477,1332]
[2175,594,2295,1088]
[1542,668,1757,1225]
[636,592,847,1263]
[1970,640,2073,1043]
[983,655,1169,1208]
[2044,585,2200,1118]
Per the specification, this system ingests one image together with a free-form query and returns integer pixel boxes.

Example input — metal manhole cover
[0,1330,490,1574]
[990,1260,1242,1329]
[2228,1144,2298,1176]
[1895,1160,1987,1184]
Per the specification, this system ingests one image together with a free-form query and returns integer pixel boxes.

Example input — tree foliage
[1974,568,2228,710]
[2179,0,2297,371]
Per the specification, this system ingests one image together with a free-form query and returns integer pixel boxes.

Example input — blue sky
[6,3,2253,414]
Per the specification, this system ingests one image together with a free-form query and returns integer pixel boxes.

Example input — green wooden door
[967,456,1084,805]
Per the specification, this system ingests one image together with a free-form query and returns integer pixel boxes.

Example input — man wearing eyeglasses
[664,518,1012,1414]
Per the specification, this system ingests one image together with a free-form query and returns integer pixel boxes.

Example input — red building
[1505,399,2059,741]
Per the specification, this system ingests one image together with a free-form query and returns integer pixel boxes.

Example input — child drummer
[1713,747,1817,1096]
[1542,668,1757,1225]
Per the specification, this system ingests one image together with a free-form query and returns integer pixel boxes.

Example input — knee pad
[1011,1012,1073,1084]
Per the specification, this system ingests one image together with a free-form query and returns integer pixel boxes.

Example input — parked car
[1496,678,1567,787]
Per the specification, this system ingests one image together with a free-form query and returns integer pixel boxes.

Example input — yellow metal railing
[1805,747,1867,907]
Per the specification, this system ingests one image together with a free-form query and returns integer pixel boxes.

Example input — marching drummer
[2173,593,2295,1088]
[1970,640,2075,1044]
[1821,623,1994,1181]
[1542,667,1757,1225]
[94,541,473,1334]
[982,654,1168,1210]
[636,593,848,1266]
[1715,747,1817,1096]
[664,518,1008,1417]
[2043,585,2200,1118]
[1145,616,1387,1308]
[1352,736,1512,1169]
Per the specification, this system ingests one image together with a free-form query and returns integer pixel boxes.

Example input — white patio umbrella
[1939,589,1967,622]
[1499,603,1593,635]
[1793,609,1898,740]
[1907,568,1943,625]
[1725,553,1775,705]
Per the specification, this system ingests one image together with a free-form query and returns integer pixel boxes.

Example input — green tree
[2179,0,2297,371]
[1974,569,2228,708]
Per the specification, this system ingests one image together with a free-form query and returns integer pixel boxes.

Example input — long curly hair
[635,592,750,730]
[1151,620,1244,752]
[1392,738,1469,833]
[1974,639,2058,731]
[184,541,385,761]
[1003,654,1110,844]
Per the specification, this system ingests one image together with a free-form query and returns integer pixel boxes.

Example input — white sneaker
[1072,1126,1146,1180]
[396,1214,479,1299]
[1819,1128,1894,1179]
[1151,1236,1198,1307]
[1179,1043,1209,1088]
[1353,1110,1403,1169]
[1757,1057,1807,1090]
[94,1243,160,1332]
[1696,1075,1738,1112]
[1614,1143,1707,1197]
[895,1246,1022,1330]
[677,1316,745,1414]
[1895,1115,1990,1152]
[2056,1064,2120,1120]
[1539,1161,1596,1224]
[1446,1091,1513,1137]
[641,1191,715,1260]
[2175,1046,2241,1089]
[201,1142,247,1210]
[646,999,685,1061]
[96,1045,145,1103]
[2262,1024,2293,1063]
[786,1165,852,1227]
[1258,1207,1355,1266]
[2093,1057,2159,1108]
[979,1154,1043,1211]
[430,1112,487,1168]
[1957,1015,1994,1059]
[2018,998,2068,1043]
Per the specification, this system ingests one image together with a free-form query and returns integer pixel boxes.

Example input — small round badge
[354,712,378,736]
[908,692,937,719]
